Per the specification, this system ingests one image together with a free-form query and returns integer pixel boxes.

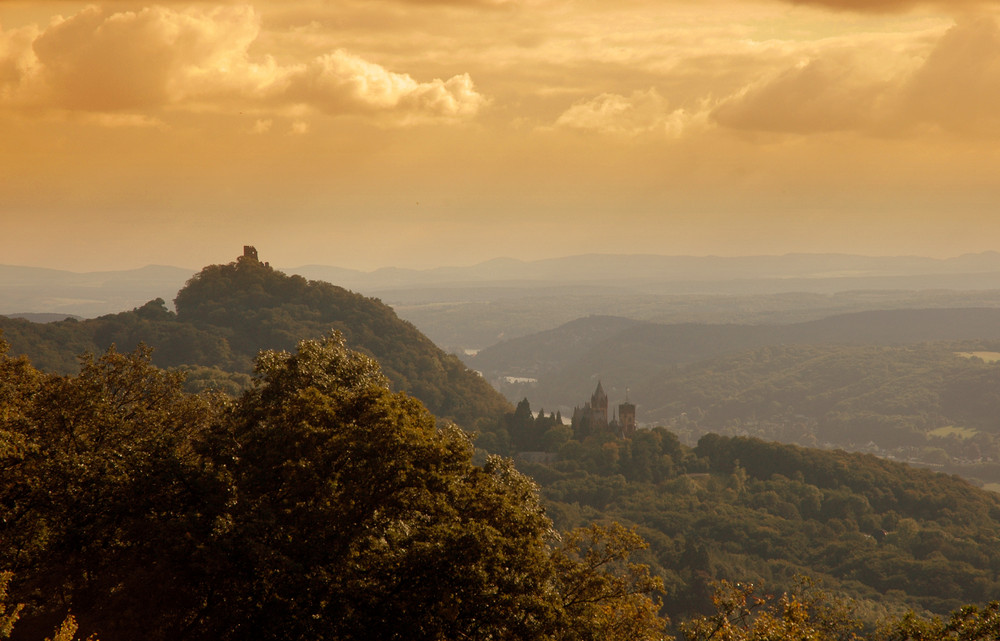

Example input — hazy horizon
[7,248,1000,276]
[6,1,1000,272]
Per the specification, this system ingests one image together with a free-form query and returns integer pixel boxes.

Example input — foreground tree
[194,333,563,640]
[881,603,1000,641]
[552,523,668,641]
[0,341,221,639]
[0,333,669,641]
[680,579,861,641]
[679,578,1000,641]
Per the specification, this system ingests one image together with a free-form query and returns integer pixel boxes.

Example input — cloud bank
[554,88,701,137]
[785,0,988,12]
[0,4,486,123]
[712,17,1000,136]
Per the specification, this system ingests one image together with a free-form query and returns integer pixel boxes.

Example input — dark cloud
[783,0,982,13]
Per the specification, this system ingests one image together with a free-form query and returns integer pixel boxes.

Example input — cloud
[902,16,1000,132]
[281,51,487,118]
[79,112,166,128]
[0,22,40,103]
[711,54,893,133]
[26,5,258,111]
[711,16,1000,137]
[0,4,486,123]
[553,88,701,137]
[781,0,983,13]
[386,0,520,5]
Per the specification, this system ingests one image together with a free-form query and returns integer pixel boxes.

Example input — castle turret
[618,387,636,438]
[591,381,608,426]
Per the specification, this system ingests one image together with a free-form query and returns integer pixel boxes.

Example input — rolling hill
[470,309,1000,477]
[0,252,510,428]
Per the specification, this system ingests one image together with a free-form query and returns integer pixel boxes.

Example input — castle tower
[618,387,636,438]
[591,381,608,426]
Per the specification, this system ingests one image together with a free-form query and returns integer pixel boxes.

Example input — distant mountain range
[295,251,1000,293]
[469,308,1000,392]
[0,264,195,317]
[8,252,1000,319]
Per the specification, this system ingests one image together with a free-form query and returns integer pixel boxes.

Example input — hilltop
[0,250,509,428]
[8,252,1000,356]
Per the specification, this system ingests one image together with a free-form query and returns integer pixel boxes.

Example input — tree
[881,603,1000,641]
[0,333,670,641]
[680,578,862,641]
[198,332,563,641]
[0,341,221,641]
[552,523,670,641]
[0,573,23,639]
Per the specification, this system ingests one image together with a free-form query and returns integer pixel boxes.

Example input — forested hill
[0,253,510,427]
[469,308,1000,383]
[502,407,1000,623]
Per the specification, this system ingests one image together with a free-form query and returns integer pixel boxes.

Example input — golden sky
[3,0,1000,271]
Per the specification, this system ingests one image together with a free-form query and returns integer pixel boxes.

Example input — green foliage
[0,341,222,640]
[199,332,560,641]
[680,578,862,641]
[175,365,252,395]
[0,254,510,429]
[0,573,23,639]
[500,398,569,452]
[519,427,1000,626]
[552,523,670,641]
[0,571,92,641]
[880,602,1000,641]
[0,334,667,641]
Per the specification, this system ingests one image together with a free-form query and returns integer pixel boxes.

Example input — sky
[3,0,1000,271]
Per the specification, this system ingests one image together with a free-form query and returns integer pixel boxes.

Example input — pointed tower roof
[591,380,608,415]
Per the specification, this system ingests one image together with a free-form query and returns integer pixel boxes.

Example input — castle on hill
[570,381,636,439]
[239,245,270,267]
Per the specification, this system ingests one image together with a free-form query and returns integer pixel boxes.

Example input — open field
[956,351,1000,362]
[928,425,980,439]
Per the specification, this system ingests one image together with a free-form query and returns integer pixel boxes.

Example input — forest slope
[501,409,1000,625]
[470,308,1000,385]
[472,311,1000,473]
[0,253,509,428]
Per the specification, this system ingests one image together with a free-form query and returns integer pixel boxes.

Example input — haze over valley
[7,249,1000,487]
[9,0,1000,637]
[4,248,1000,639]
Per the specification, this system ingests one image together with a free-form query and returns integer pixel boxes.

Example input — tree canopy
[0,334,668,641]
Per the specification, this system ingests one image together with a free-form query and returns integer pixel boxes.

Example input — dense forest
[2,336,1000,640]
[473,314,1000,482]
[4,254,1000,639]
[638,343,1000,467]
[0,252,509,429]
[0,335,670,641]
[0,335,1000,641]
[481,399,1000,626]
